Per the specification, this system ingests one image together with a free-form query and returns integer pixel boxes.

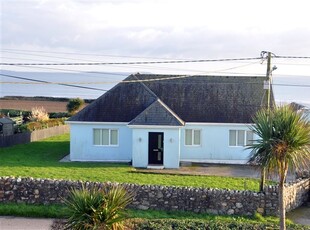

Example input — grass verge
[0,203,308,229]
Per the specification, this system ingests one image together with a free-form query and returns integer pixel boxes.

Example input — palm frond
[248,105,310,174]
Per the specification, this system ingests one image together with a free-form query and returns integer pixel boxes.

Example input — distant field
[0,99,69,112]
[0,98,89,113]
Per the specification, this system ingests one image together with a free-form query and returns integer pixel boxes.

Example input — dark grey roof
[128,99,184,126]
[69,74,273,124]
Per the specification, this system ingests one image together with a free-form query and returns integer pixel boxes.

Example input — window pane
[193,130,200,145]
[93,129,101,145]
[158,134,162,148]
[246,131,253,145]
[102,129,109,145]
[185,129,192,145]
[110,129,118,145]
[229,130,236,146]
[237,130,245,146]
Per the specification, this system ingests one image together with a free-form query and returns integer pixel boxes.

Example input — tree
[67,98,84,115]
[248,105,310,230]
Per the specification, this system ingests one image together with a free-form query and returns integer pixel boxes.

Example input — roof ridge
[132,74,158,99]
[156,99,185,125]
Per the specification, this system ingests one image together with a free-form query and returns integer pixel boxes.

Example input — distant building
[0,117,14,136]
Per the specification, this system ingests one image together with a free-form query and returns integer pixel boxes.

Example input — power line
[0,73,108,92]
[3,81,310,88]
[0,57,262,66]
[4,58,262,77]
[1,48,204,61]
[7,64,130,78]
[275,55,310,59]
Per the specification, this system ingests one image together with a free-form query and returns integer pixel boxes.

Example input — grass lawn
[0,134,262,191]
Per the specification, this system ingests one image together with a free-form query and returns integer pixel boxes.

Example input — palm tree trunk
[260,167,266,192]
[279,174,286,230]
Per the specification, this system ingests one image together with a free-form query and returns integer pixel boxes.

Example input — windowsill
[184,145,201,147]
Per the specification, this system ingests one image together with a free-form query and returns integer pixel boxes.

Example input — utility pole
[260,51,273,192]
[266,52,272,111]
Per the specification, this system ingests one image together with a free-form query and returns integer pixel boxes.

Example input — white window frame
[185,129,201,146]
[93,128,119,146]
[229,129,253,147]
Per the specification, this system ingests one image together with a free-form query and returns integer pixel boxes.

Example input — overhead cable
[0,73,107,92]
[0,57,262,66]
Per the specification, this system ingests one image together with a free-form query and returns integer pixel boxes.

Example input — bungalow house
[67,74,273,168]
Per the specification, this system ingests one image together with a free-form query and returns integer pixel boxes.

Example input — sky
[1,0,310,102]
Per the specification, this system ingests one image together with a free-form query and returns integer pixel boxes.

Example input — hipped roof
[69,74,273,124]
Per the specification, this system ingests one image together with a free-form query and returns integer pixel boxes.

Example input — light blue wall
[69,123,132,162]
[180,124,253,164]
[69,122,253,166]
[131,127,180,168]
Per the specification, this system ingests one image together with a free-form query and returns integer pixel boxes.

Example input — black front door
[148,132,164,165]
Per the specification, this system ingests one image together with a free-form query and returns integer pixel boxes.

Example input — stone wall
[284,178,310,212]
[0,177,309,216]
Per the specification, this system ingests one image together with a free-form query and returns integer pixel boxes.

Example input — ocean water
[1,70,309,105]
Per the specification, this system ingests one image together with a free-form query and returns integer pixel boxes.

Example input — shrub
[64,185,134,230]
[131,219,306,230]
[29,107,49,122]
[16,118,66,132]
[49,112,69,118]
[66,98,84,115]
[0,109,21,117]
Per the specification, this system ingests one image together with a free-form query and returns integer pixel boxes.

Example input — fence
[0,125,69,147]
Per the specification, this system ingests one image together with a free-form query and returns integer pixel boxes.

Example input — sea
[1,70,309,106]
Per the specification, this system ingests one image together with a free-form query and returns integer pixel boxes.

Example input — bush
[29,107,49,122]
[131,219,307,230]
[0,109,25,117]
[66,98,84,115]
[64,185,134,230]
[49,112,69,118]
[16,118,66,132]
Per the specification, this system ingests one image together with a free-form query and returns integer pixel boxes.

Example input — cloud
[2,0,310,61]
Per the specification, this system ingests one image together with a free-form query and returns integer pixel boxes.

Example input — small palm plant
[64,185,134,230]
[248,105,310,230]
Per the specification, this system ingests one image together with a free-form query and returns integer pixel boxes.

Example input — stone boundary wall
[284,178,310,212]
[0,177,309,216]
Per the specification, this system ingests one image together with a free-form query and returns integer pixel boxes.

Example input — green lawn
[0,134,261,191]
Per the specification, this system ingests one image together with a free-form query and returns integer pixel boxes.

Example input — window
[185,129,201,146]
[229,130,253,146]
[93,129,118,146]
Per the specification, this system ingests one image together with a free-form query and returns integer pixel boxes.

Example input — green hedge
[131,219,309,230]
[0,109,30,118]
[0,109,69,119]
[18,118,66,132]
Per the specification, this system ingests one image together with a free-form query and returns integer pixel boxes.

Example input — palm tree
[248,105,310,230]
